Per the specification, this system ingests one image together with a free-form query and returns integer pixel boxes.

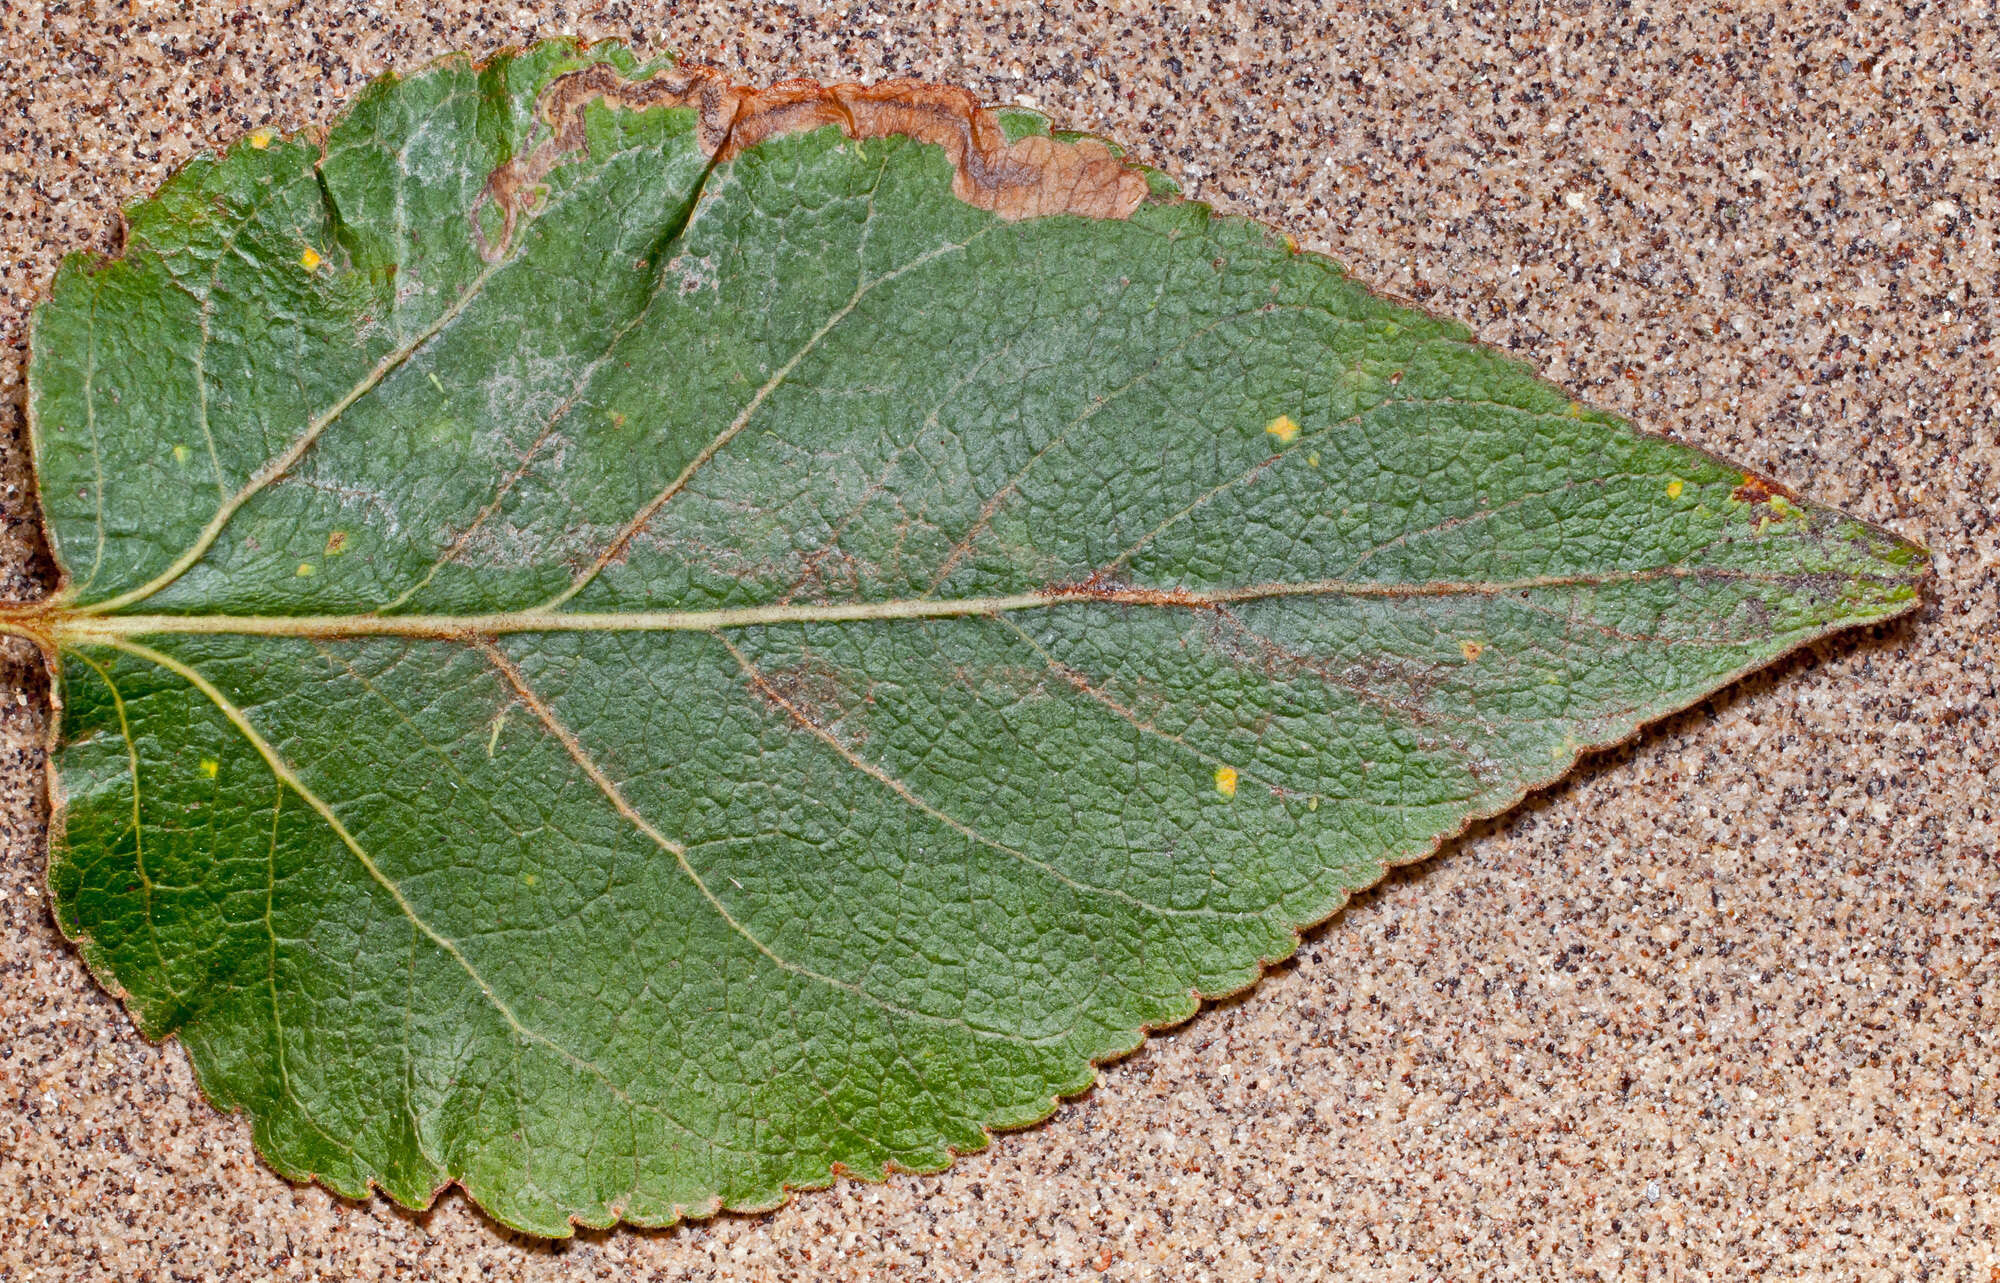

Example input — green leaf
[12,42,1924,1235]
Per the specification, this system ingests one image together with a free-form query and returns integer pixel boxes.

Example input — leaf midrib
[42,564,1864,646]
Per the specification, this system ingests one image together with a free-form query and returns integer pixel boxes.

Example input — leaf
[10,41,1925,1235]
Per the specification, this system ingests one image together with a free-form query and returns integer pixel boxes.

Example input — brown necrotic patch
[484,61,1150,243]
[1730,473,1798,506]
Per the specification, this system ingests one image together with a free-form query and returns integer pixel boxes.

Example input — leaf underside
[23,40,1924,1235]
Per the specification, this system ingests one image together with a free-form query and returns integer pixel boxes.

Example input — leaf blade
[28,43,1925,1234]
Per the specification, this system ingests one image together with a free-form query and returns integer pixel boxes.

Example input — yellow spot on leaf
[1307,451,1320,468]
[1265,415,1301,444]
[295,562,315,577]
[522,873,537,887]
[325,530,348,557]
[1666,478,1685,499]
[199,759,219,779]
[299,247,322,271]
[1460,639,1485,661]
[172,444,191,464]
[1567,401,1586,418]
[1214,765,1239,798]
[1307,796,1319,812]
[249,129,273,149]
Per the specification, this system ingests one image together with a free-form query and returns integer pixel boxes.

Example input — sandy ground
[2,2,1995,1279]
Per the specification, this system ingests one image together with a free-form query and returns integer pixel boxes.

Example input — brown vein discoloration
[997,619,1237,772]
[749,654,873,740]
[1208,605,1489,749]
[1042,577,1219,610]
[494,62,1150,231]
[718,632,1250,918]
[473,638,1045,1040]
